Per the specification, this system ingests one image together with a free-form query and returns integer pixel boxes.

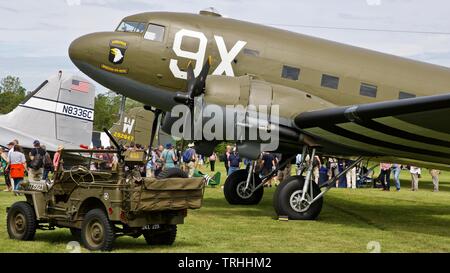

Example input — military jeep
[6,149,205,251]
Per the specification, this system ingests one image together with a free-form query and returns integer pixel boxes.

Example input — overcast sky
[1,0,450,93]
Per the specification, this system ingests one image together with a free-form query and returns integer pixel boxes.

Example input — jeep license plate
[142,224,160,230]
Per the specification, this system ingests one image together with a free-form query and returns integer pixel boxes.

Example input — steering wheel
[69,165,95,185]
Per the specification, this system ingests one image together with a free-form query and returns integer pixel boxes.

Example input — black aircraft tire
[143,225,177,246]
[224,169,264,205]
[81,209,115,251]
[275,176,323,220]
[157,168,188,179]
[7,201,37,241]
[273,176,299,216]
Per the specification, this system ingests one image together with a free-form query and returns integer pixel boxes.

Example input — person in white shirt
[409,166,421,191]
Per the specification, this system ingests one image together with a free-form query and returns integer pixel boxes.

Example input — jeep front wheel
[81,209,115,251]
[7,201,37,241]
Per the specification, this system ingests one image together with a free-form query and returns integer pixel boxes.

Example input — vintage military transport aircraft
[69,9,450,220]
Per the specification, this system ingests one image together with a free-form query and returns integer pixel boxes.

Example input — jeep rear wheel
[81,209,115,251]
[143,225,177,245]
[7,201,37,241]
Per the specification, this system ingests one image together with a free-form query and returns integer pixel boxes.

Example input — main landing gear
[223,146,363,220]
[223,155,294,205]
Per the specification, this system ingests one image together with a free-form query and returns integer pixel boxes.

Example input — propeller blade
[186,62,196,97]
[173,57,212,108]
[193,56,212,97]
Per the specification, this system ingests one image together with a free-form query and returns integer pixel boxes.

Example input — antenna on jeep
[103,128,124,161]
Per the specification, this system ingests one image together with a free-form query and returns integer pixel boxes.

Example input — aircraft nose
[68,34,92,64]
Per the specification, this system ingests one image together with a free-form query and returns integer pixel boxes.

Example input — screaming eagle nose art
[108,40,127,64]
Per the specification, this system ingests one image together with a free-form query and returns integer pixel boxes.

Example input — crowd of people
[0,139,62,193]
[0,138,444,193]
[295,156,442,192]
[218,146,443,192]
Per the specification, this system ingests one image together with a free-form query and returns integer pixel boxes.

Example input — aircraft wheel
[7,201,37,241]
[274,176,323,220]
[224,170,264,205]
[143,225,177,246]
[81,209,115,251]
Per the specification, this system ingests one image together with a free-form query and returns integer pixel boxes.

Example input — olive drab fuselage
[69,11,450,114]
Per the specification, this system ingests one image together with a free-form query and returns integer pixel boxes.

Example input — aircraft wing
[293,93,450,168]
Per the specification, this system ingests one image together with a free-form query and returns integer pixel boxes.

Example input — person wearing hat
[41,145,53,180]
[29,140,46,181]
[161,143,177,170]
[228,146,241,176]
[182,143,197,177]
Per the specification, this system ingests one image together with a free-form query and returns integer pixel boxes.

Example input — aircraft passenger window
[321,74,339,89]
[281,65,300,81]
[399,91,416,99]
[116,21,146,33]
[144,24,165,42]
[360,83,377,98]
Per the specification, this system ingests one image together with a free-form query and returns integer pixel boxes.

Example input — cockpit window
[144,24,165,42]
[116,21,146,33]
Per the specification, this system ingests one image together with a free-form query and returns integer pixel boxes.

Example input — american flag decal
[71,80,89,93]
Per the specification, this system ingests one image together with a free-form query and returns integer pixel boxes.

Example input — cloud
[0,5,19,13]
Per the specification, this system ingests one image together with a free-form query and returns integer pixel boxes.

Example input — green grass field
[1,165,450,253]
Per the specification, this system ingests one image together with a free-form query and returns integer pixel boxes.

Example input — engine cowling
[204,75,334,119]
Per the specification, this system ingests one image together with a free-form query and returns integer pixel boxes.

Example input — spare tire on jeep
[157,168,188,179]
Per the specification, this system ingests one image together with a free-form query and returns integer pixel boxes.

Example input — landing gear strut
[273,146,363,220]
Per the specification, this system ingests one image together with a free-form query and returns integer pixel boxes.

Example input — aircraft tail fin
[0,72,95,151]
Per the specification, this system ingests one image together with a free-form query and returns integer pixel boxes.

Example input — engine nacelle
[204,75,334,119]
[162,75,334,157]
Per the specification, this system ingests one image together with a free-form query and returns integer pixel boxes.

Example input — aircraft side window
[281,65,300,81]
[144,24,165,42]
[321,74,339,89]
[399,91,416,99]
[116,21,146,33]
[360,83,377,98]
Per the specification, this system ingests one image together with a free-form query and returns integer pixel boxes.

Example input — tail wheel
[274,175,323,220]
[7,201,37,241]
[157,168,188,179]
[224,169,264,205]
[81,209,115,251]
[143,225,177,245]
